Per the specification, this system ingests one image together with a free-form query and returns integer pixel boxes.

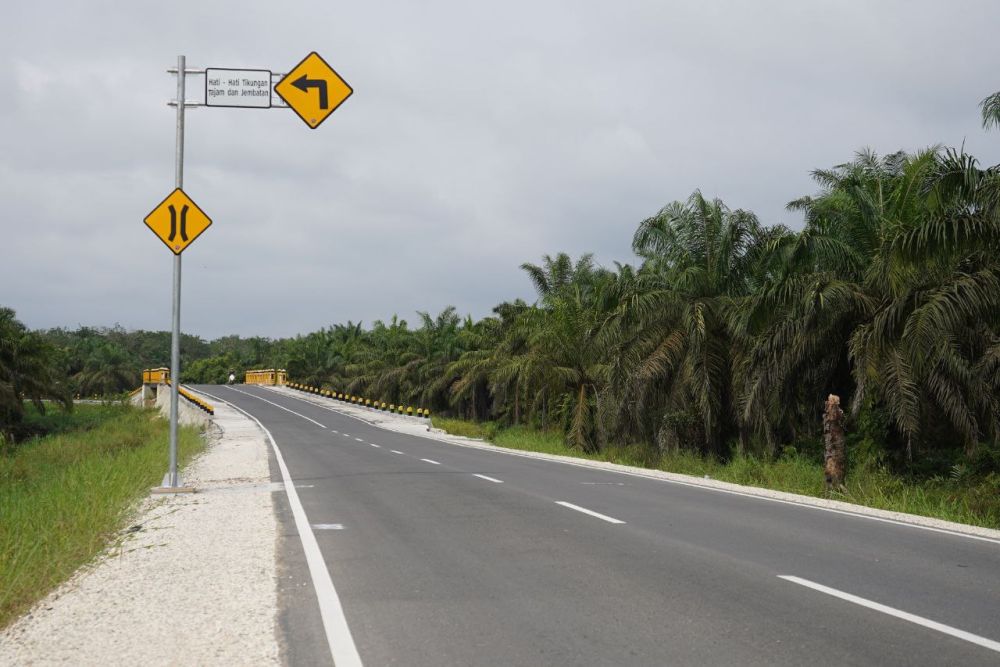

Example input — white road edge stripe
[223,386,327,428]
[473,474,504,483]
[778,575,1000,654]
[195,388,362,667]
[263,386,1000,546]
[555,501,625,524]
[420,458,440,465]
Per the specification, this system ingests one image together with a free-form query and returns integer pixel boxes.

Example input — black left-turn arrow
[291,75,329,109]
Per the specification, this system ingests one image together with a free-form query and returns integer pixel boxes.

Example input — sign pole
[146,50,350,490]
[168,54,185,488]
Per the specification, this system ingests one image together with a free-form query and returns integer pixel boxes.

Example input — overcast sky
[3,1,999,339]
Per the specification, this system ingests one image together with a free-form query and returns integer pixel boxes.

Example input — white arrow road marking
[778,575,1000,654]
[555,501,625,524]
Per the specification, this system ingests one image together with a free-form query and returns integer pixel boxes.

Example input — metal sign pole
[168,54,185,487]
[146,50,348,490]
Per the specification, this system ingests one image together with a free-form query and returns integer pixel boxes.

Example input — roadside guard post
[146,53,352,490]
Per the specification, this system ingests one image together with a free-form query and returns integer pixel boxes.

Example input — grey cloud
[3,1,1000,338]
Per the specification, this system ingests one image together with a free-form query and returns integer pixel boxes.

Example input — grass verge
[0,404,205,629]
[434,418,1000,530]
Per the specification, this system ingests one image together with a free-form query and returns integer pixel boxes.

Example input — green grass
[17,401,117,439]
[0,404,205,629]
[434,418,1000,530]
[431,417,488,439]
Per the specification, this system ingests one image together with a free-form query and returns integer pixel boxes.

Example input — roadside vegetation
[0,404,204,629]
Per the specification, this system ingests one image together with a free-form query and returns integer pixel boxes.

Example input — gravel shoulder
[0,401,280,666]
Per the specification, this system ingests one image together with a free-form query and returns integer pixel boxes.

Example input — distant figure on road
[228,373,236,385]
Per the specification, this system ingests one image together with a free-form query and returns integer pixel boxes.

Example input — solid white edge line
[778,575,1000,654]
[223,386,327,428]
[420,458,440,465]
[195,388,362,667]
[555,501,626,524]
[473,474,504,484]
[261,386,1000,546]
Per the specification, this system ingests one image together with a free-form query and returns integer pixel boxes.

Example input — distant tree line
[0,314,286,441]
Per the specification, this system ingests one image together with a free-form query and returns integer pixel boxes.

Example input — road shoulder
[0,402,280,666]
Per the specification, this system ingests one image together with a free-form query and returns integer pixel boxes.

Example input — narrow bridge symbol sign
[144,189,212,254]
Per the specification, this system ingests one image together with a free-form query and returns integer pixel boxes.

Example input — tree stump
[823,394,846,494]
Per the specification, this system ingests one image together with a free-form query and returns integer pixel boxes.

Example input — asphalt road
[193,384,1000,666]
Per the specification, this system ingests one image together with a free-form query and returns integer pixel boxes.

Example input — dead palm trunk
[823,394,846,494]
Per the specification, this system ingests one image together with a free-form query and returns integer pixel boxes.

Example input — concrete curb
[268,385,1000,544]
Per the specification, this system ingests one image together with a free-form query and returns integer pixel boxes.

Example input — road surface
[193,384,1000,666]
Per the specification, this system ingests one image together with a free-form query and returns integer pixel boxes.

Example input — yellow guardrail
[164,380,215,415]
[142,367,170,384]
[286,381,430,420]
[245,369,288,386]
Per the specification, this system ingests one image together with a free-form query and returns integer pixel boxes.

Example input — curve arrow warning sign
[275,52,353,129]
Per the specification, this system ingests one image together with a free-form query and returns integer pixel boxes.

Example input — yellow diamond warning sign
[275,52,353,129]
[144,189,212,254]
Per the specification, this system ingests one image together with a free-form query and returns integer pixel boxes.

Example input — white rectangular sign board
[206,68,272,108]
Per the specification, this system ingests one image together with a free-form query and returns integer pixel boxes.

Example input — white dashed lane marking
[779,575,1000,654]
[420,458,441,465]
[555,501,625,525]
[473,474,503,483]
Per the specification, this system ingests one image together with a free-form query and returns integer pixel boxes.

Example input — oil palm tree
[72,339,137,396]
[0,308,70,441]
[981,90,1000,130]
[618,191,772,456]
[744,149,1000,459]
